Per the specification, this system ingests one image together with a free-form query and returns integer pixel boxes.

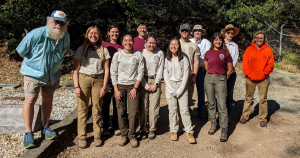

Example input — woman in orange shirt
[240,31,274,127]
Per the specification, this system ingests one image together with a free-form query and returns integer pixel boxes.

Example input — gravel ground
[49,64,300,158]
[0,87,77,158]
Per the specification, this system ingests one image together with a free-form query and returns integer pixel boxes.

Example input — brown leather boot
[186,133,196,144]
[208,123,218,135]
[171,132,178,141]
[220,128,228,142]
[78,139,87,149]
[119,137,128,146]
[94,138,102,147]
[130,139,139,148]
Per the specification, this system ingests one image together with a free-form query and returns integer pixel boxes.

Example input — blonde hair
[251,31,269,47]
[83,26,104,60]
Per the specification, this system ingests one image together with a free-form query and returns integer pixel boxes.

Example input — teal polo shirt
[16,26,70,84]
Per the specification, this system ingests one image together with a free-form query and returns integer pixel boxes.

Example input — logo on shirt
[132,58,138,64]
[179,60,184,67]
[219,54,225,60]
[154,56,160,62]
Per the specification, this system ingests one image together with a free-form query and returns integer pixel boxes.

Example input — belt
[208,73,225,77]
[145,76,155,79]
[80,73,103,79]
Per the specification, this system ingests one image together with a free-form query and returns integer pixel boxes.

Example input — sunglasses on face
[148,33,157,37]
[54,20,66,26]
[226,32,234,35]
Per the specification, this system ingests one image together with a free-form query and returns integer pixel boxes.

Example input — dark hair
[146,35,157,42]
[106,23,121,45]
[166,38,184,61]
[121,34,134,44]
[210,32,230,56]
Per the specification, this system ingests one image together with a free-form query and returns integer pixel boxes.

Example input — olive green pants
[204,74,228,128]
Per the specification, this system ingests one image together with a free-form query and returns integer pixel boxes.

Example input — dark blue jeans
[196,69,206,114]
[226,72,236,115]
[102,83,118,129]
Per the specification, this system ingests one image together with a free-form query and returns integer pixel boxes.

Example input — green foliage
[274,63,283,69]
[283,47,300,65]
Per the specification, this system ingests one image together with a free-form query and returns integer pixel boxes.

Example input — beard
[46,17,68,40]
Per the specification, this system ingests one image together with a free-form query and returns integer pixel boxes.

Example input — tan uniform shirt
[179,39,200,73]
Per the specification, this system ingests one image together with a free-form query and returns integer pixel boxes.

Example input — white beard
[46,17,67,40]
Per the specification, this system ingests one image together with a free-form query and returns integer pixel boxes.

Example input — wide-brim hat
[221,24,239,37]
[51,10,67,23]
[191,24,206,35]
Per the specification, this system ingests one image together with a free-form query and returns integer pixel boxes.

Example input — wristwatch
[134,87,138,90]
[155,83,159,86]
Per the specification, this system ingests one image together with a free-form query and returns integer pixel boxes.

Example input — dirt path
[50,65,300,158]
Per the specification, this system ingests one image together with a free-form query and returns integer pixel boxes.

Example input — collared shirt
[189,38,211,67]
[16,26,70,84]
[225,41,239,72]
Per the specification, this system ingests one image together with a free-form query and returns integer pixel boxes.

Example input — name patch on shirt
[219,54,225,60]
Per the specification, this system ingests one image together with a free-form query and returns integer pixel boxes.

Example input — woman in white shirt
[73,26,110,149]
[164,38,196,144]
[139,36,164,140]
[110,34,144,148]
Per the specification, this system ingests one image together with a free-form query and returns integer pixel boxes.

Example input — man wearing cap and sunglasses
[190,25,211,120]
[179,24,200,106]
[16,10,70,149]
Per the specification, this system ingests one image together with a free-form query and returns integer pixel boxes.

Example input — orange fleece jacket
[242,43,274,81]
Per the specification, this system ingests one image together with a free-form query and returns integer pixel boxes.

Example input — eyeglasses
[255,37,264,40]
[226,32,234,35]
[54,20,66,26]
[180,29,189,33]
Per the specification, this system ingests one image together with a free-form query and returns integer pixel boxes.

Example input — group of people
[17,10,274,149]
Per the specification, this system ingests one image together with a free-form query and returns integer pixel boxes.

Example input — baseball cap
[179,24,190,30]
[51,10,67,23]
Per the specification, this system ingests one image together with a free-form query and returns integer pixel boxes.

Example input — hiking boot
[240,118,247,124]
[78,139,87,149]
[140,132,147,140]
[260,121,267,127]
[102,128,110,137]
[171,132,178,141]
[94,138,102,147]
[220,128,228,142]
[148,131,156,140]
[23,132,36,149]
[186,133,196,144]
[130,139,139,148]
[41,126,57,140]
[114,129,121,136]
[119,137,128,146]
[208,123,218,135]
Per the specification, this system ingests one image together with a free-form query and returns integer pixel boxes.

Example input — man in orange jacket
[240,31,274,127]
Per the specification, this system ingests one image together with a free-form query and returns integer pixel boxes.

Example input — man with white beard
[16,10,70,149]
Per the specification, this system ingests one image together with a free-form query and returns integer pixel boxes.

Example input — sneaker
[220,128,228,142]
[94,138,102,147]
[260,121,267,127]
[114,129,121,136]
[119,137,128,146]
[23,132,35,149]
[78,139,87,149]
[171,132,178,141]
[140,132,147,140]
[208,123,218,135]
[186,133,196,144]
[130,139,139,148]
[240,118,247,124]
[148,131,156,140]
[102,128,110,137]
[41,126,57,140]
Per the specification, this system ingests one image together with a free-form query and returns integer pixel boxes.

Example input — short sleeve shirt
[133,37,146,51]
[102,42,123,66]
[16,26,70,84]
[179,39,200,72]
[204,50,233,75]
[74,46,111,75]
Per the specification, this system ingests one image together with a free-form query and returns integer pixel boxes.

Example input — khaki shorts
[24,76,60,97]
